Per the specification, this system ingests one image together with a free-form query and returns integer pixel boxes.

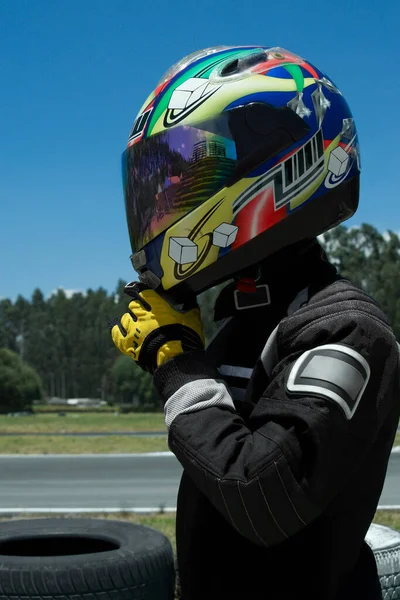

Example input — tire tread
[0,520,174,600]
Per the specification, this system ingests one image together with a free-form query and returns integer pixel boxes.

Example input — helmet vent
[214,49,267,81]
[220,59,240,77]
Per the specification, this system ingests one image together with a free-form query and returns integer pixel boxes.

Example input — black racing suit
[154,242,400,600]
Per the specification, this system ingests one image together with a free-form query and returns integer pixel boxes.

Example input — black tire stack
[0,519,175,600]
[1,519,400,599]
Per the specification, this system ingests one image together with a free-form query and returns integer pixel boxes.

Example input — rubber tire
[366,523,400,599]
[0,518,175,600]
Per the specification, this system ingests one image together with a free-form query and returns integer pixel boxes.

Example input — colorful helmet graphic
[122,46,360,299]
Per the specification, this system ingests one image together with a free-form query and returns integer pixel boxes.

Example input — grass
[0,412,398,455]
[0,435,168,454]
[0,412,166,433]
[3,413,398,443]
[34,404,113,412]
[374,510,400,531]
[0,412,168,453]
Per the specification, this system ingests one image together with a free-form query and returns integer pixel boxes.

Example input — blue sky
[1,0,399,301]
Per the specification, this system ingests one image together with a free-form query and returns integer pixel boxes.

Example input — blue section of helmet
[140,234,165,279]
[325,91,355,141]
[266,66,294,79]
[299,65,315,79]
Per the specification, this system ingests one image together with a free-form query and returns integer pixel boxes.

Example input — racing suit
[153,241,400,600]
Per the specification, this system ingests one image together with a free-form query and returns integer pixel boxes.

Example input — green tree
[0,299,18,352]
[110,355,162,408]
[0,222,398,412]
[0,348,43,413]
[320,224,400,339]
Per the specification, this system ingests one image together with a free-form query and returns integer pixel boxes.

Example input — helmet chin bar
[172,176,359,300]
[129,176,359,301]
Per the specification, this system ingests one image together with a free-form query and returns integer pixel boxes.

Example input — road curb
[0,506,399,514]
[0,449,398,457]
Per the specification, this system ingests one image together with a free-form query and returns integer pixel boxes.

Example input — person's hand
[110,282,205,374]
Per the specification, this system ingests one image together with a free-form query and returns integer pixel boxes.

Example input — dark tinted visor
[122,116,237,253]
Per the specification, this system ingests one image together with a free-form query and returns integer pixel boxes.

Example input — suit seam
[258,395,345,423]
[218,477,241,534]
[282,308,395,347]
[252,430,308,496]
[236,480,269,546]
[274,460,307,526]
[170,432,222,478]
[256,475,289,539]
[288,284,382,317]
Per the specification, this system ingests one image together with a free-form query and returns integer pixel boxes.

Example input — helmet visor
[122,117,237,253]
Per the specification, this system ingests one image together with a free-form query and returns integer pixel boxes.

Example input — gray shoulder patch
[286,344,370,419]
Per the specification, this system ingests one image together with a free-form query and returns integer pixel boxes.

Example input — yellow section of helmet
[159,177,256,291]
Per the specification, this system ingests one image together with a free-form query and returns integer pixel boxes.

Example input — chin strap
[235,277,258,294]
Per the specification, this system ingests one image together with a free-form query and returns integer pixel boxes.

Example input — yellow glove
[110,282,205,374]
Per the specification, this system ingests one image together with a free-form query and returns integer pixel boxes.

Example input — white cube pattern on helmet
[328,146,349,177]
[169,237,198,264]
[212,223,239,248]
[169,78,210,110]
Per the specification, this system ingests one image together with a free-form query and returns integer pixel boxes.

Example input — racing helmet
[122,46,360,300]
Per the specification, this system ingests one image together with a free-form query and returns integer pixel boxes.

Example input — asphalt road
[0,452,399,511]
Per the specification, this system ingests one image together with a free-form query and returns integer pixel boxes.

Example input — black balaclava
[213,237,338,321]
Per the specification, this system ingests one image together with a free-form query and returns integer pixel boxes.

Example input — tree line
[1,223,399,411]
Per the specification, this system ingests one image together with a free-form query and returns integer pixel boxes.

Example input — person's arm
[153,307,399,549]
